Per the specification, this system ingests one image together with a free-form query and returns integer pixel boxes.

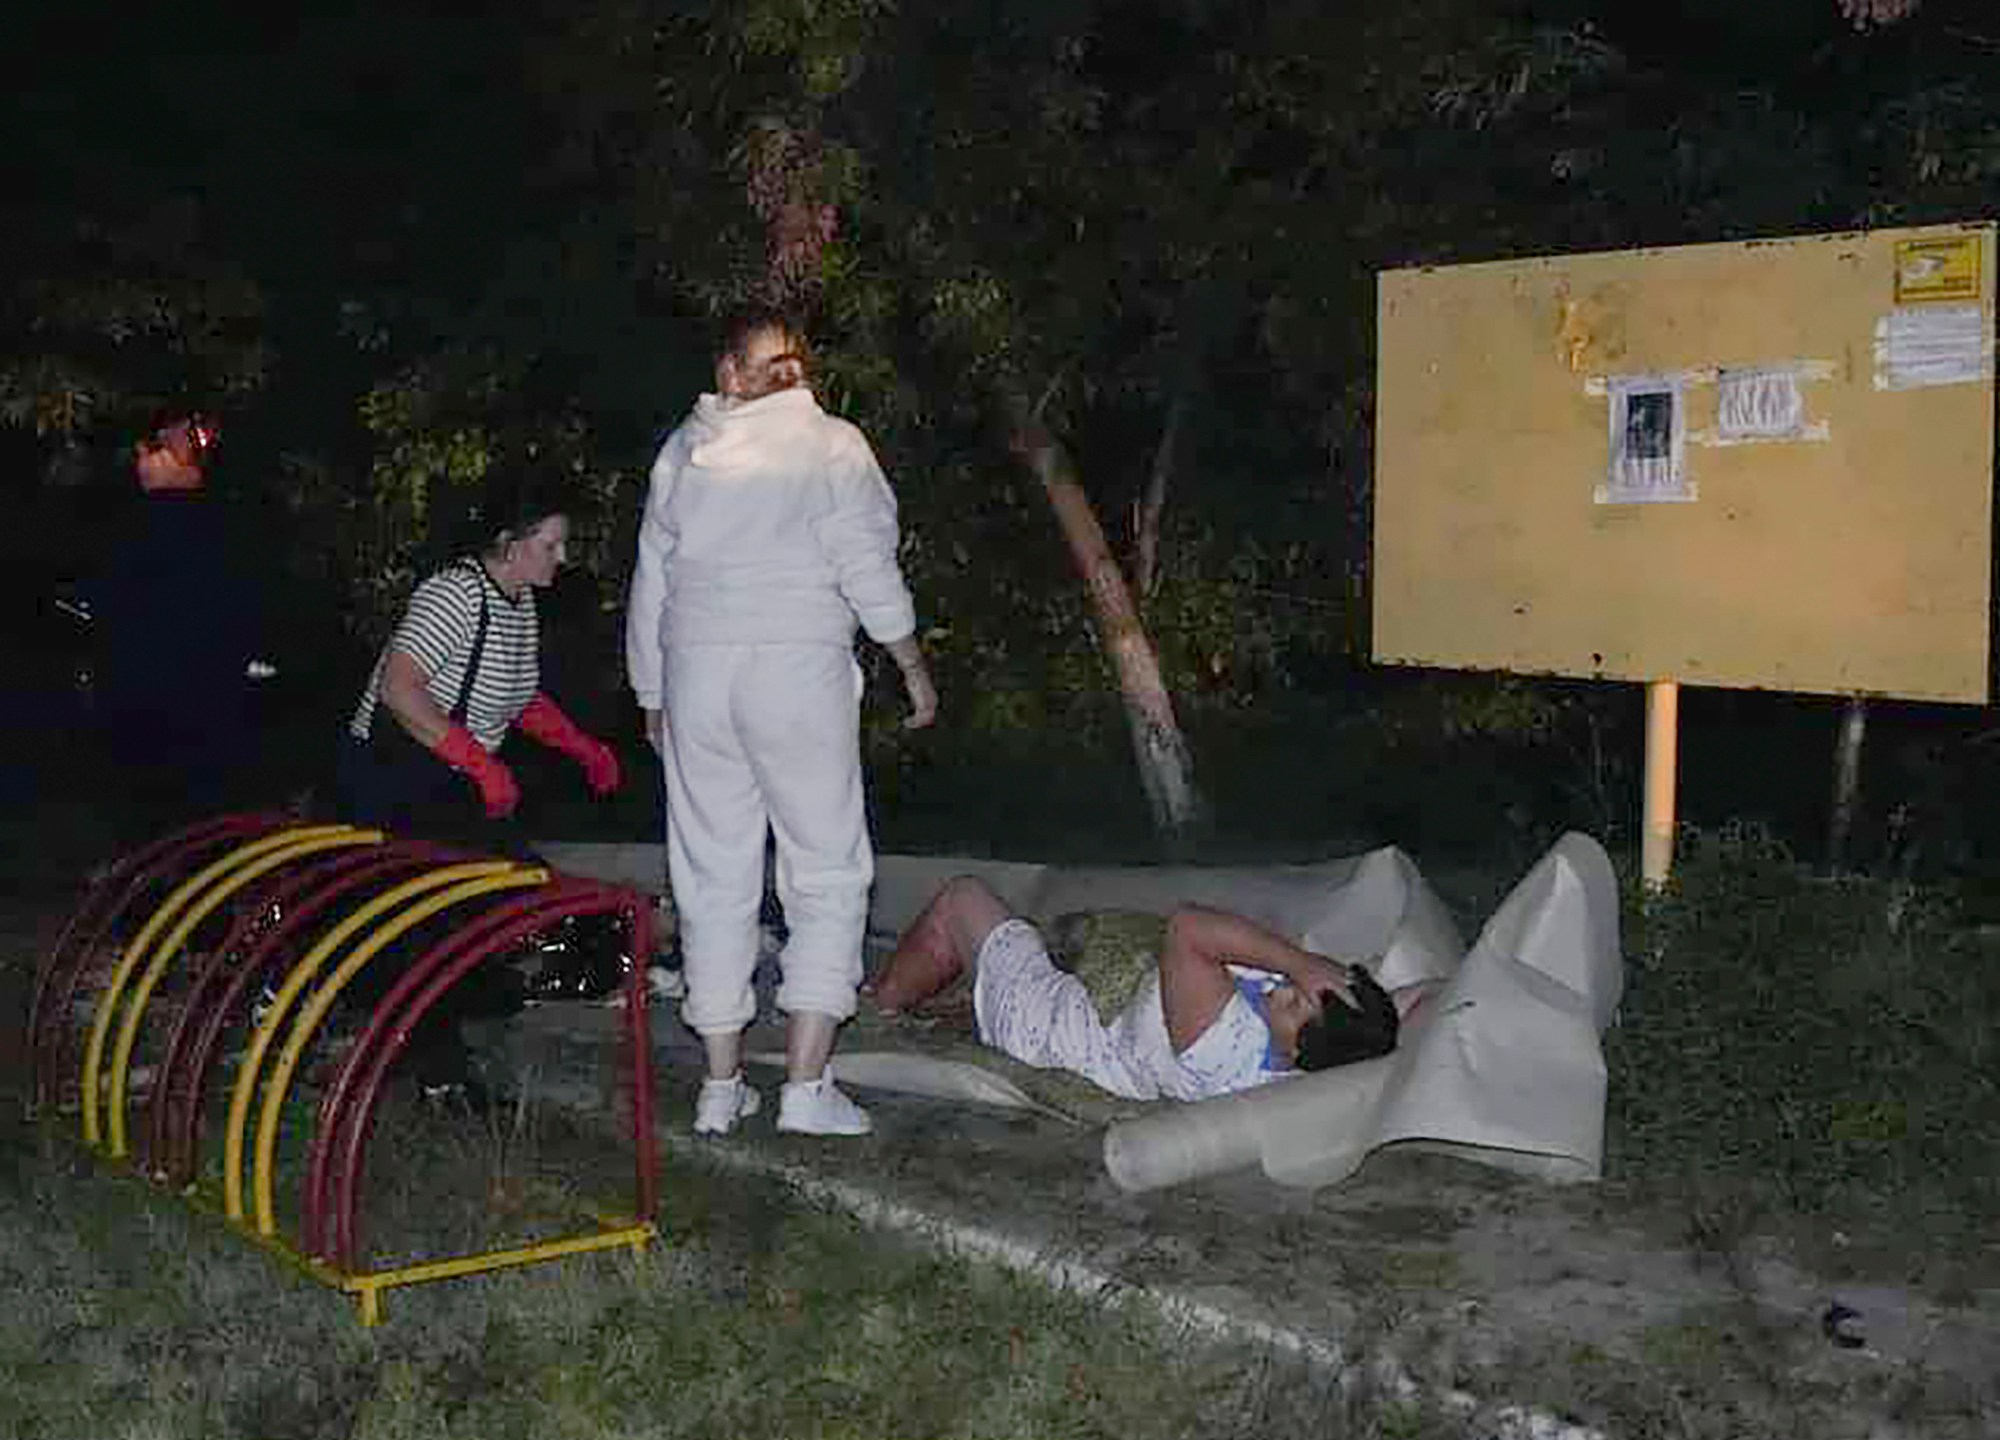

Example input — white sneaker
[693,1075,760,1136]
[777,1074,873,1137]
[598,966,684,1009]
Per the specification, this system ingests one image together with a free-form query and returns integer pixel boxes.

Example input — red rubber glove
[434,723,522,819]
[516,693,622,796]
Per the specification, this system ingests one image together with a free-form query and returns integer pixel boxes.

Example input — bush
[1608,822,2000,1255]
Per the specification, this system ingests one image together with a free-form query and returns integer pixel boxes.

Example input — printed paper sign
[1598,376,1693,504]
[1700,362,1834,446]
[1874,305,1993,390]
[1894,235,1982,305]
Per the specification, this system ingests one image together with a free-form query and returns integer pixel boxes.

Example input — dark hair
[462,471,573,558]
[718,303,807,364]
[1293,965,1400,1073]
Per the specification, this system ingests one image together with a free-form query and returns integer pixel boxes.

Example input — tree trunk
[1132,391,1184,601]
[1826,694,1868,872]
[1006,398,1206,841]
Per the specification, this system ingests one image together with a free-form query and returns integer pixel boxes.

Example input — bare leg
[786,1009,838,1082]
[777,1007,872,1135]
[866,876,1013,1014]
[702,1028,743,1082]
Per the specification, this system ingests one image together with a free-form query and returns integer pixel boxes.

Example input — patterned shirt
[350,563,539,751]
[972,920,1287,1103]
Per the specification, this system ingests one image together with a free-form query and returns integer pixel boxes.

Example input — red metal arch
[136,844,383,1176]
[301,878,600,1248]
[30,814,284,1113]
[306,877,636,1261]
[310,880,655,1267]
[150,842,463,1187]
[33,814,266,1018]
[147,846,418,1168]
[29,813,280,1107]
[34,822,662,1324]
[303,882,596,1257]
[143,842,451,1180]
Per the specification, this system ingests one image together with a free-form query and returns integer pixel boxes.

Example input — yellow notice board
[1373,223,1997,703]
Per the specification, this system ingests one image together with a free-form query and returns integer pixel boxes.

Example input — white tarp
[1102,832,1622,1192]
[534,832,1623,1194]
[867,844,1464,994]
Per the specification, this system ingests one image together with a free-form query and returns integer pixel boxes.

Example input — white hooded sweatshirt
[625,387,917,709]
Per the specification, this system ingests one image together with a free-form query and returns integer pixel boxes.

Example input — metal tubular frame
[31,819,665,1326]
[221,861,522,1223]
[149,844,458,1186]
[307,880,656,1266]
[249,868,552,1237]
[81,826,359,1150]
[104,829,386,1159]
[303,880,597,1256]
[147,844,407,1180]
[330,885,655,1264]
[29,814,266,1047]
[29,815,282,1113]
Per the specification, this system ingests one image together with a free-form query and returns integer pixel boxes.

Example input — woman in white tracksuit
[626,309,937,1138]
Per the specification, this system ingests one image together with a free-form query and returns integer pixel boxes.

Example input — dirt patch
[10,835,1996,1440]
[500,1001,1999,1439]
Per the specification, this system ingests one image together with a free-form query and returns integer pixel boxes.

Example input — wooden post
[1642,679,1680,888]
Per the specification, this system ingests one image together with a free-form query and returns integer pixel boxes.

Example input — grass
[0,1096,1466,1440]
[1606,820,2000,1295]
[8,691,2000,1436]
[5,821,1463,1439]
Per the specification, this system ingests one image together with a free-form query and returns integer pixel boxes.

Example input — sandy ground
[6,821,1993,1440]
[496,997,2000,1439]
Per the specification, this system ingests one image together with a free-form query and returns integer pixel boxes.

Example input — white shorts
[970,919,1275,1101]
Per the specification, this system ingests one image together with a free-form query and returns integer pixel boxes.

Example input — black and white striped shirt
[349,563,540,751]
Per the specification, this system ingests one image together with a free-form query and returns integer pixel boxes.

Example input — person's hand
[900,665,938,731]
[467,756,523,818]
[1390,980,1438,1025]
[577,737,622,796]
[643,707,666,758]
[1291,952,1357,1009]
[517,693,622,797]
[435,724,521,819]
[883,634,937,731]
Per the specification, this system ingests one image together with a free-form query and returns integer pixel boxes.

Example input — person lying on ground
[864,877,1431,1103]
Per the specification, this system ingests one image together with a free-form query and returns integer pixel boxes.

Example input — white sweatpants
[663,642,872,1035]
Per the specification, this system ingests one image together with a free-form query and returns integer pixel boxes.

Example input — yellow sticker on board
[1895,234,1982,304]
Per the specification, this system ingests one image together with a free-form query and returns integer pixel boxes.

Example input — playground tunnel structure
[27,814,660,1325]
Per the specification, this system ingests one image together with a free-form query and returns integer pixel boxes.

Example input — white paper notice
[1598,375,1693,504]
[1873,305,1993,391]
[1713,365,1835,445]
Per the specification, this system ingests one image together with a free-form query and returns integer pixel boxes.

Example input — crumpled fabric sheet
[535,833,1623,1194]
[1101,832,1622,1192]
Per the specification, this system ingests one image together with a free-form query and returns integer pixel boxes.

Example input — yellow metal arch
[252,867,549,1235]
[221,861,519,1222]
[80,825,356,1149]
[105,829,385,1159]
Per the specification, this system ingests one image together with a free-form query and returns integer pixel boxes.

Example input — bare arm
[1157,905,1355,1054]
[882,633,937,730]
[378,650,453,749]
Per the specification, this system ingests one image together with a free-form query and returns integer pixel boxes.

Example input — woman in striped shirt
[339,473,622,845]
